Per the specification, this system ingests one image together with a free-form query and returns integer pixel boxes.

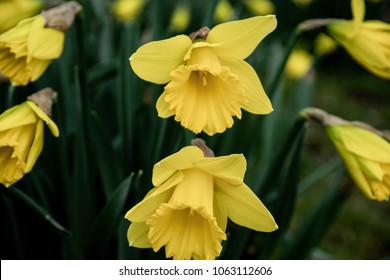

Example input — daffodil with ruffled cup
[130,15,277,135]
[125,144,278,260]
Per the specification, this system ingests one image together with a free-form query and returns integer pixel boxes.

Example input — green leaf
[0,187,69,235]
[278,168,350,259]
[85,173,134,259]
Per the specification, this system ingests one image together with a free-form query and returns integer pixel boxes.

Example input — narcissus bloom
[125,146,278,260]
[169,3,190,33]
[0,2,81,86]
[0,0,43,33]
[130,16,276,135]
[244,0,275,15]
[0,90,59,187]
[111,0,144,22]
[326,125,390,201]
[314,33,338,56]
[327,0,390,79]
[285,49,313,79]
[214,0,234,23]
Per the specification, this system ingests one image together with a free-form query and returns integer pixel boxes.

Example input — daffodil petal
[25,120,43,172]
[127,222,152,248]
[220,57,273,114]
[28,15,65,59]
[126,172,182,222]
[326,126,376,199]
[0,17,35,43]
[213,194,228,231]
[207,15,277,59]
[129,35,192,84]
[356,157,384,181]
[29,58,51,82]
[156,92,175,118]
[0,102,37,131]
[152,146,203,186]
[337,125,390,163]
[215,180,278,232]
[125,187,174,223]
[194,153,246,185]
[27,101,60,137]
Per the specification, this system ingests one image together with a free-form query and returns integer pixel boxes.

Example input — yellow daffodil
[285,49,313,79]
[244,0,275,16]
[111,0,144,22]
[130,16,276,135]
[169,3,191,33]
[326,125,390,201]
[0,0,43,34]
[302,107,390,202]
[327,0,390,79]
[214,0,234,23]
[314,33,338,56]
[0,2,81,86]
[0,88,59,187]
[125,144,278,260]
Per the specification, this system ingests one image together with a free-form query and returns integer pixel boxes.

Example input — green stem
[0,187,70,235]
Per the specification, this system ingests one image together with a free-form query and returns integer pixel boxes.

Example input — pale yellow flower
[0,0,43,33]
[169,3,191,33]
[125,146,277,260]
[314,33,338,56]
[214,0,234,23]
[244,0,275,15]
[130,16,276,135]
[0,90,59,187]
[285,49,313,79]
[327,0,390,79]
[326,125,390,201]
[111,0,144,22]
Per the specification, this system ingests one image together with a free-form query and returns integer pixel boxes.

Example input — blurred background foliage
[1,0,389,259]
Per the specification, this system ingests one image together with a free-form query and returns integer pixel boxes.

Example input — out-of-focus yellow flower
[125,144,277,260]
[0,0,43,34]
[302,107,390,202]
[244,0,275,15]
[169,3,190,33]
[0,2,81,86]
[314,33,338,56]
[326,125,390,201]
[327,0,390,79]
[285,49,313,79]
[111,0,144,22]
[0,88,59,188]
[214,0,234,23]
[130,16,276,135]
